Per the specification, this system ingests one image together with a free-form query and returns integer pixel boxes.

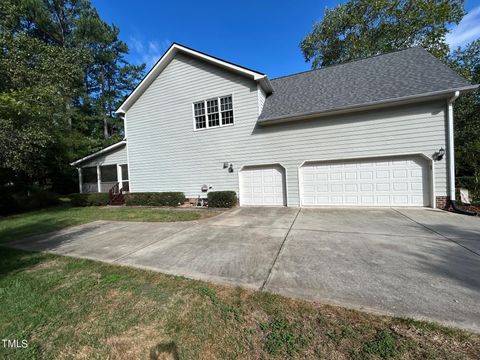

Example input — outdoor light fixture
[436,147,445,161]
[228,164,234,173]
[223,162,229,169]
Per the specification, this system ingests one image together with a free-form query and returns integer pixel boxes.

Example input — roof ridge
[271,46,424,81]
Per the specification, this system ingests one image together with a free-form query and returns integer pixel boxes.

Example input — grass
[0,247,479,359]
[0,205,218,244]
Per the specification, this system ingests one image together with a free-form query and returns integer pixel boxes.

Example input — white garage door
[300,156,430,207]
[240,165,286,206]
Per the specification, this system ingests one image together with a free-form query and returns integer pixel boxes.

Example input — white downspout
[96,165,101,193]
[447,91,460,202]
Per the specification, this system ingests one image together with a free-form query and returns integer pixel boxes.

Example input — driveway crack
[260,208,301,291]
[392,208,480,257]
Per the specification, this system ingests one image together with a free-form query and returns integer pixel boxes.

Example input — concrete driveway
[9,207,480,331]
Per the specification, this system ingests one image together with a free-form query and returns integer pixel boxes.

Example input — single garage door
[240,165,286,206]
[300,156,430,207]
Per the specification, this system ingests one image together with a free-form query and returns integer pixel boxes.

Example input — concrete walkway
[9,207,480,332]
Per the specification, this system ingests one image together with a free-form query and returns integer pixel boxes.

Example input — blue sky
[92,0,480,79]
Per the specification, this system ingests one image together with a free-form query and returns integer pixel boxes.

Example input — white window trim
[193,94,234,131]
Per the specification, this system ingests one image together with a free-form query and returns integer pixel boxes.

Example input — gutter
[447,91,477,216]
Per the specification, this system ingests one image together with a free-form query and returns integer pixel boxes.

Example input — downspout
[447,91,477,216]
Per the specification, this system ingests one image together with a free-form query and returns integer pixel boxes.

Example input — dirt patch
[106,325,166,360]
[150,341,179,360]
[25,258,64,272]
[391,323,480,358]
[104,289,133,308]
[58,345,95,359]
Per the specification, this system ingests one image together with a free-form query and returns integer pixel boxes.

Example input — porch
[78,164,129,193]
[70,141,129,196]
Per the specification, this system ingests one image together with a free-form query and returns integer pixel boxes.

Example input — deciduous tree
[0,0,145,194]
[300,0,464,68]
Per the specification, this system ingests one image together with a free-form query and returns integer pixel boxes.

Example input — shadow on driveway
[4,207,480,331]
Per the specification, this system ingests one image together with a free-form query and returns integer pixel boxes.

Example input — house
[71,43,478,208]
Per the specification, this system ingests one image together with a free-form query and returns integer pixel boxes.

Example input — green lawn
[0,206,217,244]
[1,207,479,358]
[0,247,478,359]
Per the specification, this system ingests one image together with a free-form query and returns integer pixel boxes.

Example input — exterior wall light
[228,164,234,173]
[436,147,445,161]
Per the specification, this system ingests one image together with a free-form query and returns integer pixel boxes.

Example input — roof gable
[116,43,272,114]
[70,141,126,166]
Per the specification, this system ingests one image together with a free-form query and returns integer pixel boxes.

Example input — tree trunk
[103,117,108,139]
[101,65,108,139]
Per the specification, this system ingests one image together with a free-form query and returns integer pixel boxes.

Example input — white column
[117,164,123,190]
[77,168,83,193]
[96,165,101,193]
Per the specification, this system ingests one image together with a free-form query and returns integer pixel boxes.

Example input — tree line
[0,0,144,195]
[0,0,478,202]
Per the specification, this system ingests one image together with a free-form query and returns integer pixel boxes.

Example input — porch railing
[100,181,117,193]
[81,182,98,193]
[108,182,125,205]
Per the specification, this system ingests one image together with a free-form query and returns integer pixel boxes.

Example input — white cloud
[446,6,480,49]
[128,37,171,70]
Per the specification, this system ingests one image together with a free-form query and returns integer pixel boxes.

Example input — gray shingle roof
[258,47,475,123]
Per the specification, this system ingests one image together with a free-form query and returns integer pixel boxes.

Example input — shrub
[0,187,60,216]
[207,191,237,208]
[0,192,20,216]
[123,193,149,206]
[69,193,110,207]
[125,192,185,207]
[19,188,60,210]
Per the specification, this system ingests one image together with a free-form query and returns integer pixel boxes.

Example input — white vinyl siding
[126,53,448,206]
[78,144,127,167]
[257,85,266,115]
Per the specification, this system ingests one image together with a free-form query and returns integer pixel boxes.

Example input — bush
[0,192,20,216]
[207,191,237,208]
[0,187,60,216]
[125,192,185,207]
[69,193,110,207]
[20,188,60,210]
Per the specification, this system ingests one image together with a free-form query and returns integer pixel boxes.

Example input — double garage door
[300,156,431,207]
[239,156,431,207]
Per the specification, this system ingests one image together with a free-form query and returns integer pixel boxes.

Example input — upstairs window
[193,95,234,130]
[207,99,220,127]
[194,102,206,129]
[220,96,233,125]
